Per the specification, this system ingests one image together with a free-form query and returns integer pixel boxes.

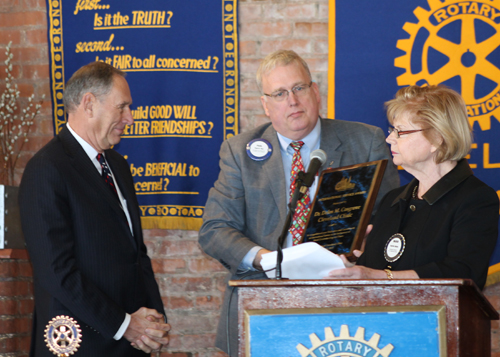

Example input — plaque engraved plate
[302,160,387,261]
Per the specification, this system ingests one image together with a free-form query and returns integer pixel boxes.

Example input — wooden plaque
[302,159,387,261]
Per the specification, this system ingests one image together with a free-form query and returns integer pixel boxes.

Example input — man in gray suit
[198,50,399,356]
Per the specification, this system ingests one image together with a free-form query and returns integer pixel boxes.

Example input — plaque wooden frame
[302,159,387,261]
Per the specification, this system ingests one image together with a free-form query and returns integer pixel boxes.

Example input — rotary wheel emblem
[44,316,82,356]
[395,0,500,131]
[296,325,393,357]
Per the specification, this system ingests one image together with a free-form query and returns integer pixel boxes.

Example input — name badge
[246,139,272,161]
[384,233,406,263]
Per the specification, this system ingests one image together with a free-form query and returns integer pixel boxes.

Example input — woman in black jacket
[328,85,499,289]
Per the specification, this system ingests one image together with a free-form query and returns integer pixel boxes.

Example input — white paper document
[260,242,346,279]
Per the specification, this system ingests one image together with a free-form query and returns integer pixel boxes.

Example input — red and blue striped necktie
[97,153,119,199]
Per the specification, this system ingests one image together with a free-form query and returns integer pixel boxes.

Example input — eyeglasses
[264,82,313,102]
[388,126,428,138]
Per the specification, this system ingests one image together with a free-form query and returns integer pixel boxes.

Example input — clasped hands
[124,307,171,353]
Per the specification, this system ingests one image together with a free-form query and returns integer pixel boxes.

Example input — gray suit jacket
[198,118,399,355]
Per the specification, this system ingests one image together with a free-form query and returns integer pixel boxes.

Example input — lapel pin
[45,316,82,356]
[246,138,273,161]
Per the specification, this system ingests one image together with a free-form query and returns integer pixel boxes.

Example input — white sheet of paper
[260,242,346,279]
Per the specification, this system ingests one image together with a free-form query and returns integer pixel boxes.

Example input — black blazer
[357,160,499,289]
[19,126,165,356]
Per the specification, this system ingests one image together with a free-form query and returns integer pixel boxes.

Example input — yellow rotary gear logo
[45,316,82,356]
[395,0,500,131]
[296,325,393,357]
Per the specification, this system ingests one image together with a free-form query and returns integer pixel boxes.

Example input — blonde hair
[385,85,472,163]
[256,50,311,92]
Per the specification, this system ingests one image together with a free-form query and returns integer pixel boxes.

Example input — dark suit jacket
[198,118,400,355]
[19,126,165,356]
[357,159,499,290]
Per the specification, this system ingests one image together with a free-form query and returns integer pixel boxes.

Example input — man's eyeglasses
[388,126,428,138]
[264,82,313,102]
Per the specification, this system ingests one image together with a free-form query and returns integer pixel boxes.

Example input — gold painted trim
[47,0,67,134]
[223,0,239,139]
[486,268,500,287]
[244,310,251,357]
[140,216,202,230]
[488,261,500,275]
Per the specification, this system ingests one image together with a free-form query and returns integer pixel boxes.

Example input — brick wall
[1,1,499,357]
[0,0,53,187]
[0,0,50,355]
[0,251,32,357]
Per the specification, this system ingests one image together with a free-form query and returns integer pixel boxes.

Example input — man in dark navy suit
[19,62,170,356]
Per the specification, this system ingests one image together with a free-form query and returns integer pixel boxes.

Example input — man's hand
[253,248,272,270]
[124,307,171,353]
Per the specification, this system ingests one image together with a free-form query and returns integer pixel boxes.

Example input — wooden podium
[230,279,498,356]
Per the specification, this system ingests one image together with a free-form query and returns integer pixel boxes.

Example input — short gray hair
[256,50,311,92]
[63,61,126,113]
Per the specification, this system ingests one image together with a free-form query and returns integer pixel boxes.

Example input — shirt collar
[66,122,100,161]
[392,159,473,206]
[277,118,321,152]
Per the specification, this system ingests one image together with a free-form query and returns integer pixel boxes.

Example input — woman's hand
[339,250,363,268]
[336,224,372,267]
[326,266,420,280]
[327,265,379,279]
[326,224,379,279]
[360,224,372,251]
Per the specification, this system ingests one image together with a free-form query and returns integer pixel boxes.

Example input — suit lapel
[259,119,344,225]
[319,118,343,170]
[106,152,142,244]
[261,125,288,225]
[58,127,136,248]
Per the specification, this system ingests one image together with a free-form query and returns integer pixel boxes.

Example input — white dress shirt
[239,118,322,271]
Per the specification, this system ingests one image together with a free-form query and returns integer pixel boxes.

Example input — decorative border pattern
[47,0,67,135]
[223,0,239,140]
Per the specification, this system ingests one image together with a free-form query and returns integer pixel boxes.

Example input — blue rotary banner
[45,0,239,230]
[329,0,500,282]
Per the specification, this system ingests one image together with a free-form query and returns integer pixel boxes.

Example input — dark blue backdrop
[46,0,239,230]
[331,0,500,277]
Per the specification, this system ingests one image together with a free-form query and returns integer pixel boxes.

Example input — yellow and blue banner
[46,0,238,231]
[329,0,500,284]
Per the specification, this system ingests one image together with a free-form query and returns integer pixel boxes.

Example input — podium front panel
[231,280,498,357]
[245,306,447,357]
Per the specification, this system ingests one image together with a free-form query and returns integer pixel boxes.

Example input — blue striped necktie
[97,153,118,199]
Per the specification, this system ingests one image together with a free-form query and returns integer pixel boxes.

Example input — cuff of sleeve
[237,246,262,272]
[113,313,131,340]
